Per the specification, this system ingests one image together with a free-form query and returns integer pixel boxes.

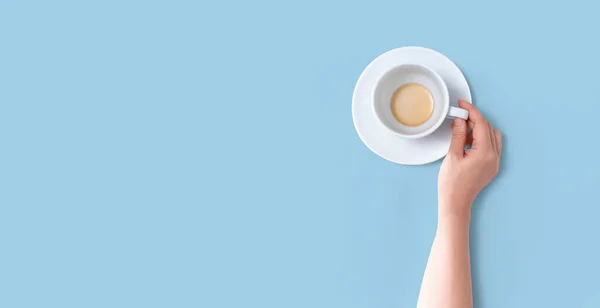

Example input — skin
[416,100,502,308]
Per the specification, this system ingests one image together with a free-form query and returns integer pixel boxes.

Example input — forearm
[417,204,472,308]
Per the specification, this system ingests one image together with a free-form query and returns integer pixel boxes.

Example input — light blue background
[1,0,599,307]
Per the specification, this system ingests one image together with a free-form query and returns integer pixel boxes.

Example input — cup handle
[447,106,469,120]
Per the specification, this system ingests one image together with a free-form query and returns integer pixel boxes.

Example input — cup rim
[372,63,450,139]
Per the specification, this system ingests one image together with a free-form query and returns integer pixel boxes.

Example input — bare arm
[417,100,502,308]
[417,209,472,308]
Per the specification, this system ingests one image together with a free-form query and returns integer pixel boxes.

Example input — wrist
[438,198,472,223]
[437,208,471,233]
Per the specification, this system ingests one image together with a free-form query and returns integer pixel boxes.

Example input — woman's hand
[418,100,501,308]
[438,100,503,216]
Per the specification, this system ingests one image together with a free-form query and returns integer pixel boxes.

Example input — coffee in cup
[372,63,469,139]
[390,83,434,127]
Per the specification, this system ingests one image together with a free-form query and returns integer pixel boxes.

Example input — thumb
[449,118,467,157]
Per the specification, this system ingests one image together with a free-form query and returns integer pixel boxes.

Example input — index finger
[458,100,492,147]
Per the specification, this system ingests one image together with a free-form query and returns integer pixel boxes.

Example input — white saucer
[352,47,472,165]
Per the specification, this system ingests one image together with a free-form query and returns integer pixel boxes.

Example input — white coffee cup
[372,64,469,139]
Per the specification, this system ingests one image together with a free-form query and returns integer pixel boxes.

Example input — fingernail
[453,118,464,127]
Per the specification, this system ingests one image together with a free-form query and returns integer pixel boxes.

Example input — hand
[438,100,502,216]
